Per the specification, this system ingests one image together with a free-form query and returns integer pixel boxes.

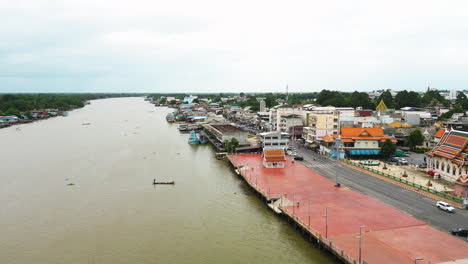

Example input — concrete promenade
[228,154,468,264]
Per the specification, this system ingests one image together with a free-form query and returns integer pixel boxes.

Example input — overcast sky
[1,0,468,93]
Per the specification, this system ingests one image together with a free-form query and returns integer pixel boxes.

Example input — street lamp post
[415,257,424,264]
[308,199,311,228]
[325,206,330,238]
[359,225,366,264]
[292,193,295,216]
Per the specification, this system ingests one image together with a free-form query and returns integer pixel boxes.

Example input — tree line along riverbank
[0,93,143,128]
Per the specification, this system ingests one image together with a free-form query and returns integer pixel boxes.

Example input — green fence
[344,160,464,204]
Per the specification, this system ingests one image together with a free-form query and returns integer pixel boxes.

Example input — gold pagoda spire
[376,100,388,112]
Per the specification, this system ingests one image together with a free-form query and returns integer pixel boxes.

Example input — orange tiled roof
[263,149,286,162]
[340,128,384,137]
[434,128,446,138]
[427,130,468,166]
[321,128,397,144]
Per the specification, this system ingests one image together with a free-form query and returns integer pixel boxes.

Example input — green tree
[230,137,239,151]
[316,90,347,106]
[406,129,424,151]
[4,108,21,117]
[349,91,373,109]
[455,92,468,110]
[24,111,33,119]
[169,100,177,105]
[422,90,449,107]
[394,90,421,109]
[380,139,396,159]
[193,98,200,104]
[439,106,464,120]
[377,90,394,109]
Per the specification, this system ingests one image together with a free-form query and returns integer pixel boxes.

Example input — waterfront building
[259,131,289,150]
[262,149,286,168]
[426,129,468,182]
[202,124,248,145]
[321,127,397,157]
[0,116,19,122]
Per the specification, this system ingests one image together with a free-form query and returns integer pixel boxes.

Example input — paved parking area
[228,154,468,264]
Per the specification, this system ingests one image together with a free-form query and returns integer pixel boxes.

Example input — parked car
[403,152,410,157]
[436,201,455,213]
[294,156,304,161]
[399,158,408,165]
[388,157,399,164]
[451,228,468,237]
[418,163,427,169]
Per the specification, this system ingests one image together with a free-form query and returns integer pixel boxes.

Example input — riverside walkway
[227,154,468,264]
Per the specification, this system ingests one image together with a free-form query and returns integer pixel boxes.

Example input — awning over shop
[348,149,380,155]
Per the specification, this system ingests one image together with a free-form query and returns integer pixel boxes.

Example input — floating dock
[227,154,468,264]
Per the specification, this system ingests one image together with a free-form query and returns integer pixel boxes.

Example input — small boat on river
[153,179,175,185]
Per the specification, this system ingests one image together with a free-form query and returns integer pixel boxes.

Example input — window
[272,143,279,146]
[272,137,278,139]
[265,143,271,146]
[280,143,286,146]
[365,142,368,145]
[265,137,271,139]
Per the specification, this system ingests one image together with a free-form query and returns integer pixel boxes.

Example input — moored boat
[188,131,200,144]
[178,123,189,132]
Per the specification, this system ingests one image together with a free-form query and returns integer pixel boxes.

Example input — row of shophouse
[161,97,468,199]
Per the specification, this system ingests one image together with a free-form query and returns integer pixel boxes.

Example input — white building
[259,100,266,112]
[270,105,305,131]
[279,114,303,132]
[259,131,289,150]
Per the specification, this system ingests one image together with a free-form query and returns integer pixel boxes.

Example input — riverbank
[227,153,468,264]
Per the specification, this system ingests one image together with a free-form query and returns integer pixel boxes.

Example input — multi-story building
[279,114,303,132]
[303,107,339,142]
[259,131,289,150]
[269,105,305,131]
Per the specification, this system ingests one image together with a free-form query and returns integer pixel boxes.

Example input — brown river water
[0,97,335,264]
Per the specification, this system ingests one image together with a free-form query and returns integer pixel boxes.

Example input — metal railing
[344,160,464,204]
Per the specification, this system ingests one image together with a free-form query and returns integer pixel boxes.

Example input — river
[0,97,335,264]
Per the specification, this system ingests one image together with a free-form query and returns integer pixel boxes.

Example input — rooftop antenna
[286,84,289,105]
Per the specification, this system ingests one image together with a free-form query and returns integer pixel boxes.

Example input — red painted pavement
[228,154,468,264]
